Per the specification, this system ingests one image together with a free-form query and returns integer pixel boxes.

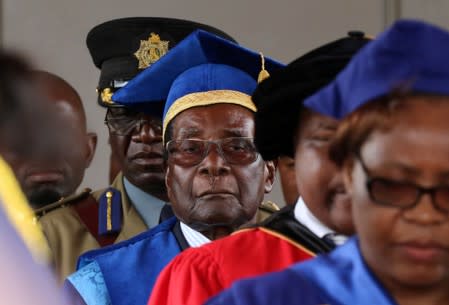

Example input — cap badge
[100,87,114,104]
[134,32,169,69]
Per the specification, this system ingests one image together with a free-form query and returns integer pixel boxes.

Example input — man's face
[294,110,353,235]
[1,99,95,209]
[165,104,275,239]
[106,107,166,197]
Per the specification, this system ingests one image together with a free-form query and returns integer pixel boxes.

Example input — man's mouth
[201,191,233,197]
[131,151,164,166]
[198,189,235,199]
[26,170,64,184]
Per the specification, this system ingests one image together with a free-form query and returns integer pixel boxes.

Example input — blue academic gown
[66,217,182,305]
[206,237,399,305]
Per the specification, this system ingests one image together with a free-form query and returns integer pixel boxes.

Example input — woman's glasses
[357,153,449,213]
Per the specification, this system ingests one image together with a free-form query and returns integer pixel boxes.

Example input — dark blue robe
[66,217,183,305]
[206,237,398,305]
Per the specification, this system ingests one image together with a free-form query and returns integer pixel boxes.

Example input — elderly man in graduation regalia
[65,29,282,305]
[148,31,371,305]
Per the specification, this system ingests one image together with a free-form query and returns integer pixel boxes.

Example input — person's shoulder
[211,227,315,273]
[205,265,310,305]
[34,188,93,220]
[89,175,126,236]
[165,237,221,274]
[92,171,124,200]
[259,200,280,214]
[255,201,281,222]
[178,226,303,260]
[231,226,314,251]
[92,185,122,201]
[168,228,281,270]
[80,217,179,263]
[259,204,334,254]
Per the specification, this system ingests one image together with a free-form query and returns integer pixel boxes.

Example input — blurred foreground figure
[15,71,96,209]
[0,51,73,304]
[27,71,99,281]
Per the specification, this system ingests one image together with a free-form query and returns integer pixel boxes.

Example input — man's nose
[198,143,231,176]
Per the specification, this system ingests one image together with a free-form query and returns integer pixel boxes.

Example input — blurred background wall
[1,0,447,204]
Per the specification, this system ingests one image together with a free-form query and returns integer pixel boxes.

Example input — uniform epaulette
[259,201,281,213]
[98,187,122,235]
[34,188,92,219]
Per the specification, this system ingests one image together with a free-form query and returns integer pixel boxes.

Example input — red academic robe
[148,227,315,305]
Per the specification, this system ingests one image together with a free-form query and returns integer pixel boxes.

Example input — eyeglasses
[357,153,449,213]
[166,137,259,167]
[104,113,162,136]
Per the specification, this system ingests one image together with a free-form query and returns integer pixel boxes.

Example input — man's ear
[84,132,98,168]
[263,160,277,194]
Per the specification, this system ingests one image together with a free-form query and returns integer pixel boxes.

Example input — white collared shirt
[294,197,347,245]
[180,222,211,248]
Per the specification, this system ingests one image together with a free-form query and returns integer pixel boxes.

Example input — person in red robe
[147,31,372,305]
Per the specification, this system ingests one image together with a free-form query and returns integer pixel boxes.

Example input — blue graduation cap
[303,19,449,119]
[112,29,284,137]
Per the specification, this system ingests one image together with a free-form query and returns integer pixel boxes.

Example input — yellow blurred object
[0,157,51,264]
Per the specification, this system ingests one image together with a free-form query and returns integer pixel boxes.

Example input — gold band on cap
[163,90,257,141]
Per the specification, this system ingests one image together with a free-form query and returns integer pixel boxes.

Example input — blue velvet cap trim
[304,19,449,119]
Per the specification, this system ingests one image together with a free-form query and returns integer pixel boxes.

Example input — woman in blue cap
[206,19,449,305]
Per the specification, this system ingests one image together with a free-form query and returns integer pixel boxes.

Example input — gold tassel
[257,52,270,83]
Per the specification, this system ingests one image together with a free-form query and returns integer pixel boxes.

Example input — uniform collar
[123,178,167,229]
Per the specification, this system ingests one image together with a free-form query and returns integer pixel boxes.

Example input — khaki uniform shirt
[36,172,147,282]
